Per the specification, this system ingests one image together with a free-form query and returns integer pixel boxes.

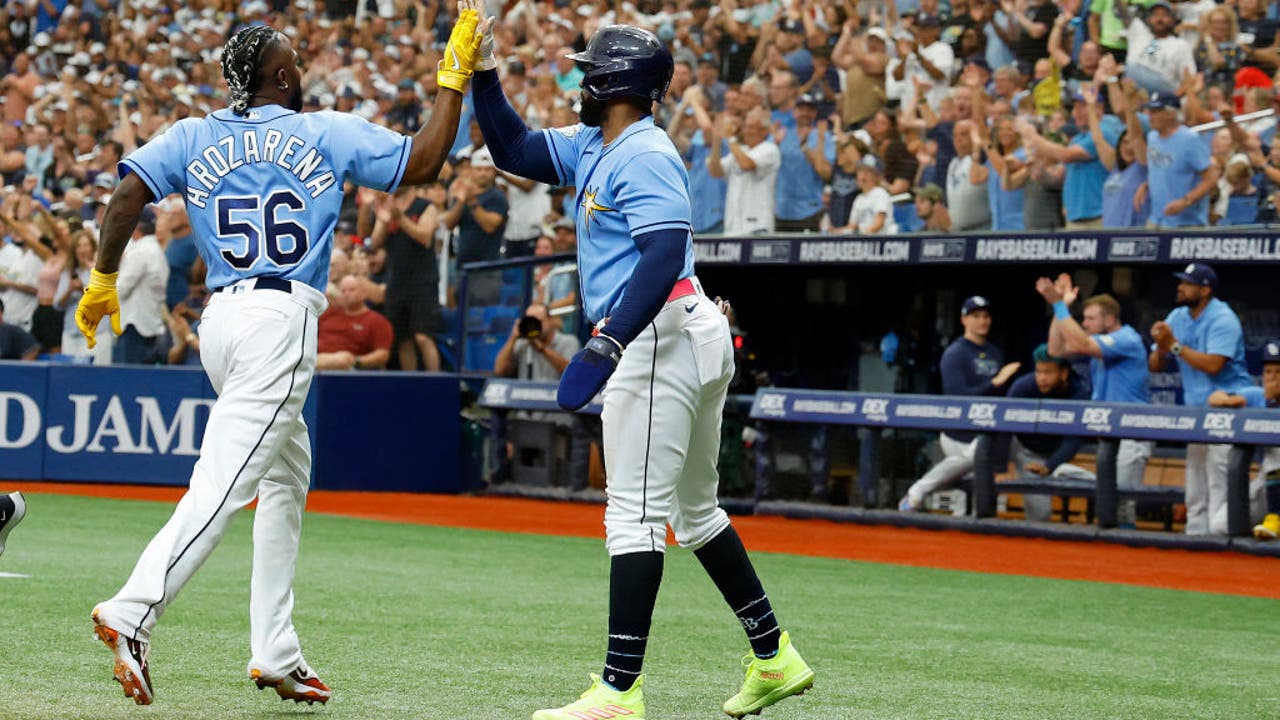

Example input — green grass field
[1,493,1276,720]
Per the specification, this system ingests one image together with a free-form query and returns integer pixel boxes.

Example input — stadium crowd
[1,0,1280,535]
[3,0,1280,364]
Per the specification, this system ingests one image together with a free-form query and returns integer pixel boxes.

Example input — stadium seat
[487,306,522,334]
[464,334,504,373]
[438,307,459,337]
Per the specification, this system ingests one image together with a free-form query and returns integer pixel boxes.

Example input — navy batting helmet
[566,25,674,103]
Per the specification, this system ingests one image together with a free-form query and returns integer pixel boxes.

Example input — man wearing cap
[834,26,888,127]
[1016,95,1123,229]
[386,78,423,133]
[694,53,728,112]
[1207,339,1280,539]
[1040,275,1152,526]
[1002,344,1094,521]
[900,296,1021,511]
[1114,0,1195,96]
[773,92,835,232]
[847,155,897,234]
[1143,92,1218,227]
[890,14,955,109]
[442,146,508,305]
[914,183,952,231]
[773,18,814,84]
[1150,263,1255,535]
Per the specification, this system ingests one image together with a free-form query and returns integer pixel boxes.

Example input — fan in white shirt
[1118,0,1195,95]
[707,107,782,235]
[845,154,899,235]
[0,240,43,332]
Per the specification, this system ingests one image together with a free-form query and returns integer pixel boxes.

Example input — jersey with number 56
[120,105,412,292]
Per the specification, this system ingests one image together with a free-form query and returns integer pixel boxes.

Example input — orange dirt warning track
[15,482,1279,600]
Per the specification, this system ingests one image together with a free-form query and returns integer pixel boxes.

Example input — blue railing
[749,389,1280,536]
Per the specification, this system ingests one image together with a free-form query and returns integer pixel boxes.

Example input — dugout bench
[750,390,1280,537]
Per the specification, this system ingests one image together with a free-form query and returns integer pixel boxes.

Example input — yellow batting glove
[437,8,482,94]
[76,269,124,349]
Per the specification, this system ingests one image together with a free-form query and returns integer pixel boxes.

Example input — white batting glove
[461,0,497,71]
[476,14,497,71]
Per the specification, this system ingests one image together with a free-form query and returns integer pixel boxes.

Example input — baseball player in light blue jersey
[1040,275,1153,526]
[1149,263,1255,535]
[75,17,484,706]
[466,5,813,718]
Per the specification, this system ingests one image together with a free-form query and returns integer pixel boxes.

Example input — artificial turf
[0,493,1274,719]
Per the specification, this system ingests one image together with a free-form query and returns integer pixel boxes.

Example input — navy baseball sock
[694,526,782,659]
[603,551,664,692]
[1266,476,1280,514]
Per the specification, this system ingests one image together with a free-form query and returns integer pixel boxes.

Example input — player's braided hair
[222,25,280,116]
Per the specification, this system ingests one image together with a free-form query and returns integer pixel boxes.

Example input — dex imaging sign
[0,364,215,484]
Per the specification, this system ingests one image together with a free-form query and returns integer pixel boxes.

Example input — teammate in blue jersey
[465,5,812,718]
[74,17,484,706]
[1207,339,1280,540]
[1040,275,1152,526]
[1149,263,1255,535]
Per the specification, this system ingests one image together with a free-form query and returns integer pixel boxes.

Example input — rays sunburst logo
[581,188,614,227]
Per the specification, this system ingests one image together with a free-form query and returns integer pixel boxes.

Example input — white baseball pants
[601,281,734,556]
[904,433,976,508]
[1115,439,1153,526]
[1009,439,1096,522]
[1184,443,1231,535]
[94,278,326,678]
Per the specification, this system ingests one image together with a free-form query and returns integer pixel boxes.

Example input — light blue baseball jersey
[1090,324,1150,403]
[540,117,695,323]
[1165,297,1255,406]
[121,104,412,292]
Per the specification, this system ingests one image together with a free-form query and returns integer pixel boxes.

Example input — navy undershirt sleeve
[600,228,687,347]
[471,70,560,186]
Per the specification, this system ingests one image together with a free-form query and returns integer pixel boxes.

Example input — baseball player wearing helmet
[76,16,484,706]
[466,4,813,718]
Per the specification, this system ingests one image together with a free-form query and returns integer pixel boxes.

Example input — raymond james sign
[0,364,217,483]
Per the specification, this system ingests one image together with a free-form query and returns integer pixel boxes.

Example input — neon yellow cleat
[1254,513,1280,540]
[723,631,814,718]
[532,674,645,720]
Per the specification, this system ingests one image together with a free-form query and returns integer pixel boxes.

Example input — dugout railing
[749,388,1280,538]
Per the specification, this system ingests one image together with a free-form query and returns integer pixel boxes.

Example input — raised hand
[1055,272,1079,305]
[1035,276,1062,303]
[1080,83,1098,106]
[436,3,483,93]
[461,0,497,71]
